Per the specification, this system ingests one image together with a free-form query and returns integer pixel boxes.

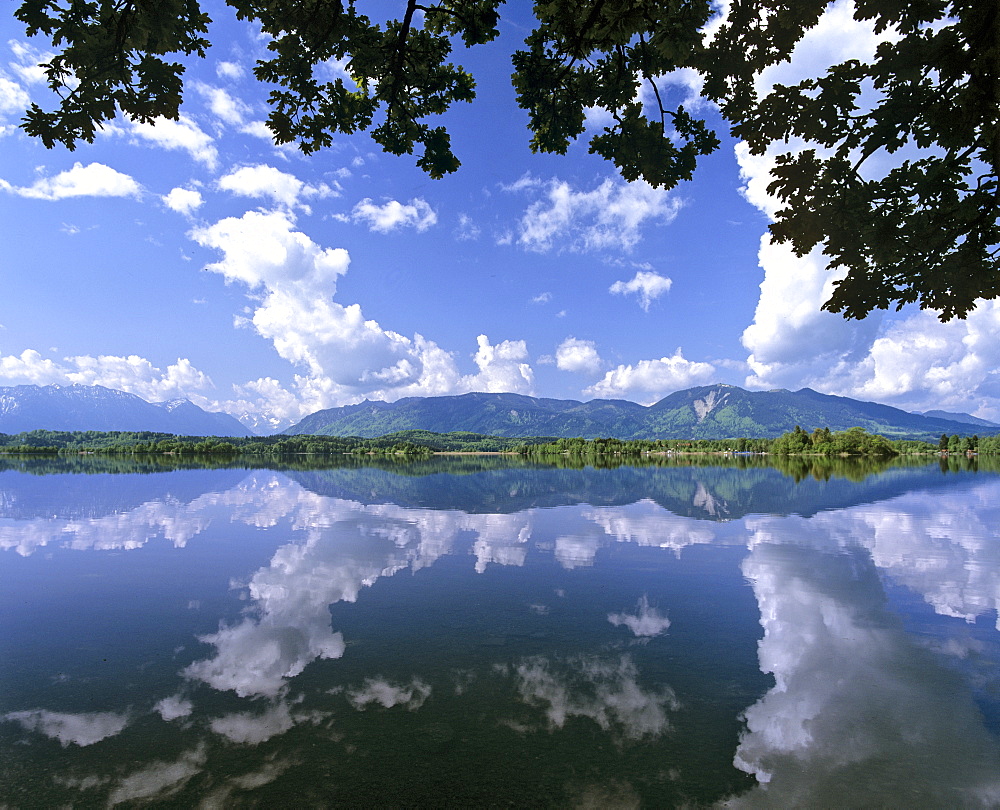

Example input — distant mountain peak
[0,384,252,436]
[919,409,999,428]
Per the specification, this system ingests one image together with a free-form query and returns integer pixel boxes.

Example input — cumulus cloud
[555,337,602,375]
[192,211,445,403]
[342,197,437,232]
[0,471,256,556]
[585,350,715,403]
[170,497,470,694]
[510,175,682,252]
[3,709,129,746]
[464,335,534,394]
[217,164,336,211]
[607,595,671,637]
[731,3,1000,419]
[1,162,141,200]
[844,304,1000,418]
[130,115,218,168]
[154,695,193,722]
[192,210,537,414]
[609,269,673,311]
[0,350,213,402]
[219,377,306,432]
[739,196,1000,419]
[162,187,204,216]
[193,209,349,294]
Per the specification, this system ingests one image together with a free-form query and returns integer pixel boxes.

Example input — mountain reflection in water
[1,459,999,806]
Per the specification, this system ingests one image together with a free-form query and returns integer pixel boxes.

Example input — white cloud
[455,213,481,240]
[191,211,416,393]
[3,709,129,746]
[1,162,141,200]
[608,595,671,637]
[343,197,437,232]
[511,176,682,252]
[753,1,891,101]
[216,61,246,80]
[66,355,212,401]
[192,210,536,415]
[192,81,251,126]
[210,701,296,744]
[555,337,602,375]
[532,292,552,304]
[585,350,715,403]
[0,349,65,384]
[239,120,276,141]
[727,2,1000,417]
[509,654,678,741]
[501,172,544,193]
[8,40,52,85]
[217,164,335,211]
[609,269,673,311]
[732,516,1000,804]
[130,115,218,168]
[218,377,305,432]
[739,232,880,382]
[645,67,711,113]
[154,695,193,722]
[0,350,214,402]
[184,613,346,700]
[193,209,348,294]
[347,677,431,711]
[584,500,718,551]
[464,335,534,394]
[107,745,206,805]
[162,187,204,216]
[738,135,1000,420]
[0,76,30,122]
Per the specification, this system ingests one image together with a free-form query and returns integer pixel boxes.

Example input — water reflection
[1,461,999,805]
[732,538,1000,806]
[503,654,679,741]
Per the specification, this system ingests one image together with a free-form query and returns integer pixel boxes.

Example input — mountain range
[0,384,252,436]
[2,383,995,441]
[285,385,999,441]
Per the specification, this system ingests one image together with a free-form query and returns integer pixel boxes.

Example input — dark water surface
[2,458,1000,807]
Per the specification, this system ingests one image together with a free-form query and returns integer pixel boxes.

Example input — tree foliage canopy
[14,0,1000,320]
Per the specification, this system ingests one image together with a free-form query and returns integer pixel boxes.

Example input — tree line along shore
[0,426,997,460]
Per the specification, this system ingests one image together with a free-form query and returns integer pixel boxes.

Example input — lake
[2,456,1000,806]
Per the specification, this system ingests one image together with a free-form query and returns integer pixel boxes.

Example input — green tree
[15,0,998,319]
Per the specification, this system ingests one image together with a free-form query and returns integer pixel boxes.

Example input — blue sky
[2,1,998,432]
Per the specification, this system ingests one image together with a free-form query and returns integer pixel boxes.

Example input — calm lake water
[2,457,1000,807]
